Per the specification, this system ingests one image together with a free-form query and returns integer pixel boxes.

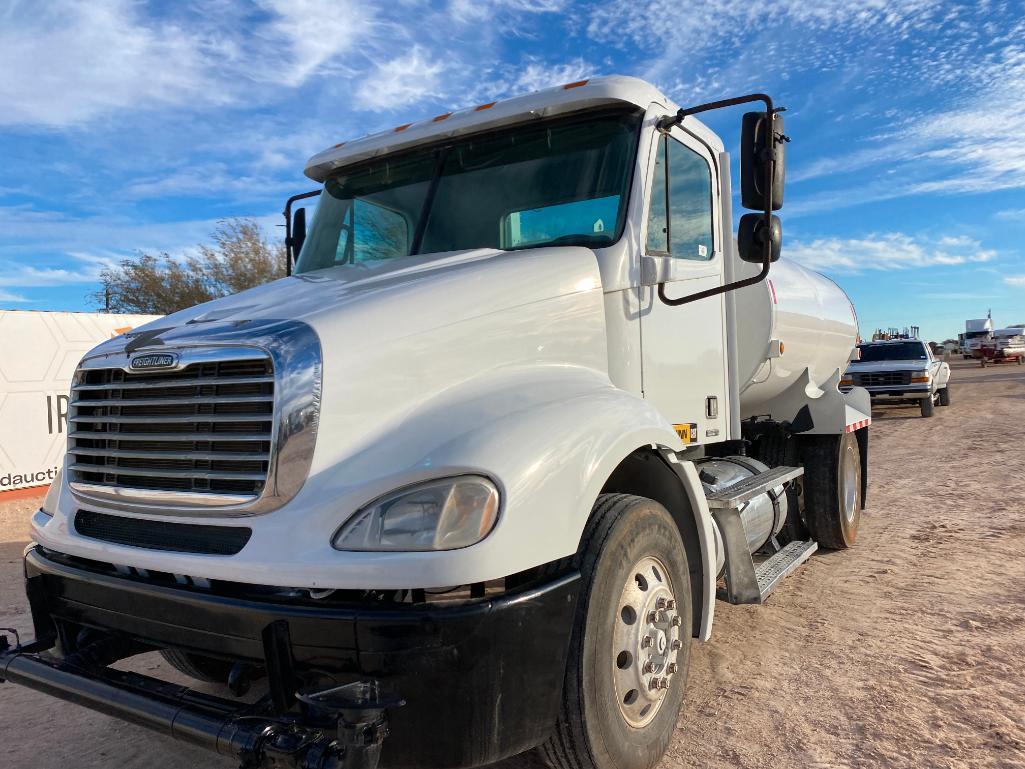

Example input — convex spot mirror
[738,213,782,264]
[290,207,307,264]
[740,111,786,211]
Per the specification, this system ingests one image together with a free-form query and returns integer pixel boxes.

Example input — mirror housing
[740,111,786,211]
[738,213,782,264]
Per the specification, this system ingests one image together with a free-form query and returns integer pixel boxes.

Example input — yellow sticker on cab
[673,423,698,443]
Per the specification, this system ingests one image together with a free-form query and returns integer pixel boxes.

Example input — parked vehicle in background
[843,339,950,417]
[1,77,872,769]
[978,328,1025,366]
[964,316,994,360]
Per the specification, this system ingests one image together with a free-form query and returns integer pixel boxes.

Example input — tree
[94,219,285,315]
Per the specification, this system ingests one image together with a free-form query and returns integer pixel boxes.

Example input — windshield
[295,111,641,273]
[857,342,928,361]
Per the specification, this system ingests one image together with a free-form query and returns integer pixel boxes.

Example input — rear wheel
[801,432,862,549]
[938,387,950,406]
[160,648,233,684]
[541,494,692,769]
[920,395,935,417]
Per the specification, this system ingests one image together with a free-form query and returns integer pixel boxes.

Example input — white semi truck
[1,77,871,769]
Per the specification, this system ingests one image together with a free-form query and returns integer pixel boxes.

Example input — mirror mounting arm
[283,189,322,276]
[655,93,783,307]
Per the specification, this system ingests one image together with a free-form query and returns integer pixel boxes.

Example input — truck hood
[125,246,602,335]
[86,245,610,506]
[847,360,930,373]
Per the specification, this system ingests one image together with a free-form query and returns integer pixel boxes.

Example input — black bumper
[20,547,581,769]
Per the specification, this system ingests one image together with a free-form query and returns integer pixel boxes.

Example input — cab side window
[645,135,714,260]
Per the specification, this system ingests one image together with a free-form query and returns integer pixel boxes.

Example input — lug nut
[641,635,653,648]
[670,615,683,627]
[643,660,657,673]
[671,639,683,651]
[648,611,660,623]
[667,662,679,675]
[649,678,661,691]
[655,597,667,610]
[666,599,677,610]
[658,677,670,690]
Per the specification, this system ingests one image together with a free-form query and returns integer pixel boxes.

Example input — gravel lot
[2,358,1023,769]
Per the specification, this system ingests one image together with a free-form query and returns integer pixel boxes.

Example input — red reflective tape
[845,418,871,433]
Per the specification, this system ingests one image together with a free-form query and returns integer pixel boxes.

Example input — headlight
[40,467,62,517]
[333,476,500,552]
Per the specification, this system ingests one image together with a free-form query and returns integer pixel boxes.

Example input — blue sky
[1,0,1024,342]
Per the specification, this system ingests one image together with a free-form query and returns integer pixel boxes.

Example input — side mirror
[738,213,782,263]
[740,111,786,211]
[290,207,307,264]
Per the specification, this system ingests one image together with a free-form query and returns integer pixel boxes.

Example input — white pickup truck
[1,77,872,769]
[843,339,951,417]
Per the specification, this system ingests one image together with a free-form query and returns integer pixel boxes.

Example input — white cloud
[996,208,1025,221]
[0,289,29,303]
[447,0,566,23]
[587,0,940,52]
[786,232,997,273]
[255,0,376,86]
[354,47,447,111]
[0,0,225,126]
[1004,276,1025,287]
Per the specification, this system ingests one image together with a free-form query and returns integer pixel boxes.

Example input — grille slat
[72,448,267,461]
[69,431,271,442]
[73,375,274,391]
[71,414,273,424]
[69,357,274,499]
[69,463,267,481]
[75,395,273,407]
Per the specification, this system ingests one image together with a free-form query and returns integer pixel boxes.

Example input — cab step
[753,539,817,601]
[705,464,810,605]
[704,464,804,509]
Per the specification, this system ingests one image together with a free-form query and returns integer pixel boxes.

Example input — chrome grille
[69,358,274,500]
[853,371,912,387]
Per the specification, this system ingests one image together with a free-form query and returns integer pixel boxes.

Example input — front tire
[541,494,692,769]
[921,395,935,417]
[938,387,950,406]
[801,432,862,549]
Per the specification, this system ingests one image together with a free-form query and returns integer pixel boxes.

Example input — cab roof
[304,75,702,182]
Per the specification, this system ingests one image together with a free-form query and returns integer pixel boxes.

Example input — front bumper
[844,384,931,400]
[16,546,581,769]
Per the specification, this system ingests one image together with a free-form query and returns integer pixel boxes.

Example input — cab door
[639,127,729,445]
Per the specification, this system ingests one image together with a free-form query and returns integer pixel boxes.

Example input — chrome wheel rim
[612,555,684,728]
[842,444,859,523]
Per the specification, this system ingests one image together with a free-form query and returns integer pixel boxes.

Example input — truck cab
[5,77,872,769]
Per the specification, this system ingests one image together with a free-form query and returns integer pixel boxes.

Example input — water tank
[734,259,859,418]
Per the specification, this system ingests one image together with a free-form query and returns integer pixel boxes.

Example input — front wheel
[938,387,950,406]
[921,395,935,417]
[541,494,692,769]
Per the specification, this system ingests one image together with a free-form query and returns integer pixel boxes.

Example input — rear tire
[938,387,950,406]
[800,433,862,549]
[160,648,233,684]
[540,494,692,769]
[920,396,935,417]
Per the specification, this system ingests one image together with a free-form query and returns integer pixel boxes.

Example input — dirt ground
[1,358,1023,769]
